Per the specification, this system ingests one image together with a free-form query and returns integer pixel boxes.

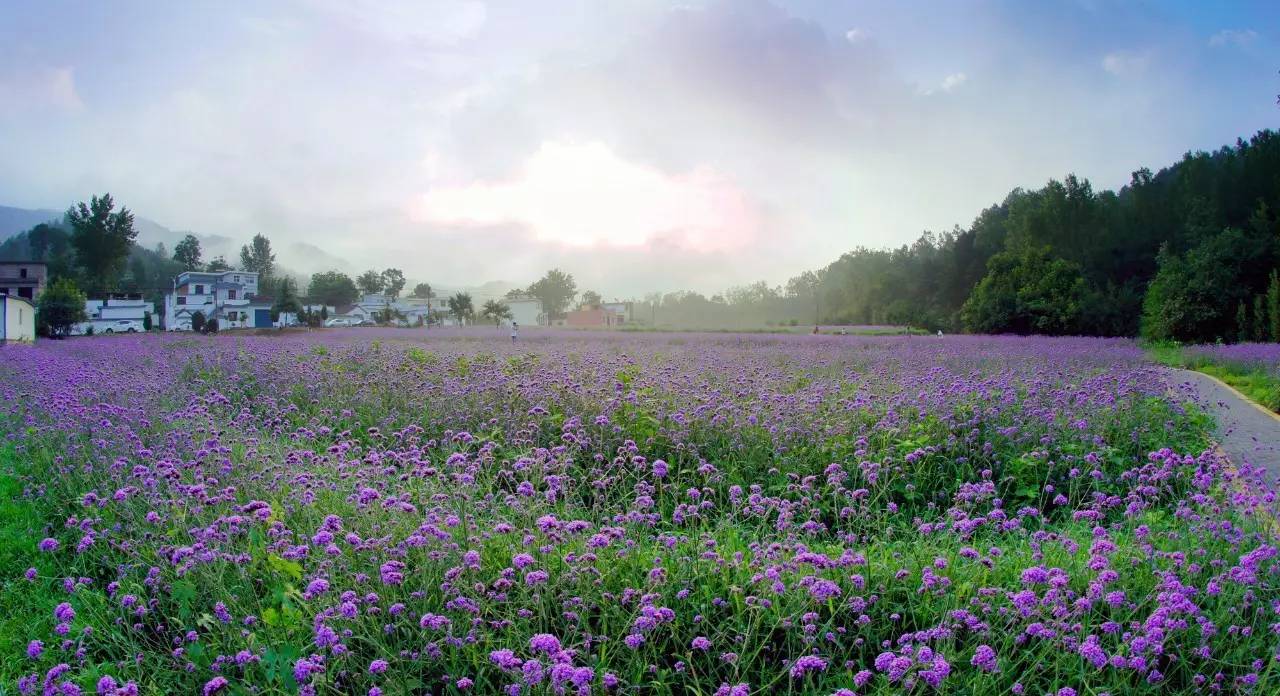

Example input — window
[19,268,27,279]
[177,297,186,306]
[233,275,240,283]
[228,289,236,300]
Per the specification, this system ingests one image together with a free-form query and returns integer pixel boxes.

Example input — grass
[0,443,62,679]
[1147,341,1280,412]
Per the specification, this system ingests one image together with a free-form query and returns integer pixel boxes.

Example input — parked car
[101,319,144,334]
[324,317,356,328]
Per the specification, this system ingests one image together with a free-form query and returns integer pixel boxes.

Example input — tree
[191,310,206,333]
[206,256,232,272]
[1268,270,1280,341]
[272,277,302,322]
[447,292,474,325]
[580,290,602,309]
[411,282,433,299]
[28,223,58,261]
[381,268,406,300]
[66,193,137,295]
[1139,227,1275,342]
[481,299,513,327]
[356,269,385,296]
[239,234,276,287]
[961,248,1085,335]
[528,269,577,323]
[36,278,88,338]
[307,271,359,306]
[173,234,203,270]
[1253,294,1268,342]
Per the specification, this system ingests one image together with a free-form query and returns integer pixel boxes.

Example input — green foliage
[480,299,513,326]
[1141,224,1279,342]
[36,277,88,338]
[447,292,475,324]
[66,193,137,295]
[239,234,275,288]
[306,270,358,306]
[356,269,384,296]
[172,234,202,270]
[411,282,432,299]
[1268,270,1280,341]
[271,277,302,319]
[762,129,1280,337]
[528,268,577,321]
[205,256,232,272]
[380,268,405,300]
[961,248,1085,335]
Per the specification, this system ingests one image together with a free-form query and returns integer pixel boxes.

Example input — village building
[163,269,270,330]
[0,293,36,343]
[0,261,48,302]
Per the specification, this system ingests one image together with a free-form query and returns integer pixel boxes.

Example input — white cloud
[917,72,968,96]
[1102,50,1150,77]
[845,28,868,44]
[941,72,968,92]
[0,66,83,112]
[413,140,759,252]
[1208,29,1258,48]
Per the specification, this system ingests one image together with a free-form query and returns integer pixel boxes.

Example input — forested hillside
[789,129,1280,341]
[0,221,184,312]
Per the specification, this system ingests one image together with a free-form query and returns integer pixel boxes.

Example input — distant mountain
[0,204,185,249]
[0,206,63,240]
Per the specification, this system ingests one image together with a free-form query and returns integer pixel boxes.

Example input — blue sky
[1,0,1276,295]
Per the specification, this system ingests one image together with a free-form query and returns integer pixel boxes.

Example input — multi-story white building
[164,270,273,330]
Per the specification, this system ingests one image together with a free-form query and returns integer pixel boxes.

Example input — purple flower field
[2,330,1278,695]
[1185,343,1280,376]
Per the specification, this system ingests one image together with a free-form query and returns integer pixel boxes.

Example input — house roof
[0,293,36,309]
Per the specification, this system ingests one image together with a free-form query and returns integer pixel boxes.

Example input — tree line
[629,129,1280,342]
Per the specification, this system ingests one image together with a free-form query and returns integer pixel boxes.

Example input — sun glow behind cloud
[414,140,758,251]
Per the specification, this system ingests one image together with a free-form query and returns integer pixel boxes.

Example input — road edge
[1180,368,1280,425]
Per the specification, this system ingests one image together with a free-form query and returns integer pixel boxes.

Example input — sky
[1,0,1277,297]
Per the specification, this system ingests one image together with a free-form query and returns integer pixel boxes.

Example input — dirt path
[1168,368,1280,484]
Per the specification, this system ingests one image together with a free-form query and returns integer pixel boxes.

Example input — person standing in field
[511,321,519,343]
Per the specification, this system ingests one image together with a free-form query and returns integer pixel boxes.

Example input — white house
[502,295,544,327]
[86,297,156,323]
[602,301,633,324]
[0,294,35,343]
[330,294,433,327]
[164,270,270,331]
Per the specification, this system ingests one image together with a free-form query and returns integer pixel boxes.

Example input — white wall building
[164,270,269,331]
[0,294,35,343]
[503,296,543,327]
